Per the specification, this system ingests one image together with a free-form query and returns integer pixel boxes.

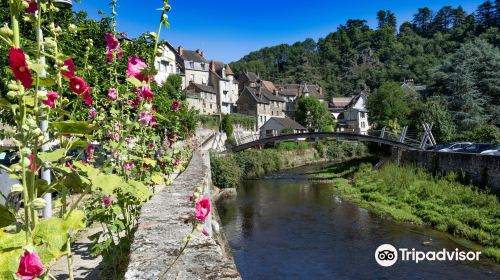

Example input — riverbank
[310,157,500,262]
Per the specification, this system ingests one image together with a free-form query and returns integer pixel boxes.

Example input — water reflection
[217,164,500,280]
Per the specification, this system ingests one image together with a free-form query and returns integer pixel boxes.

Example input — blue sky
[74,0,485,63]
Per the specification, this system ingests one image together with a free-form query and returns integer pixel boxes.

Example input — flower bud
[195,224,203,232]
[21,148,31,156]
[31,198,47,210]
[195,187,202,193]
[11,184,23,193]
[0,25,13,38]
[162,14,168,20]
[21,1,29,9]
[22,157,31,168]
[32,128,42,136]
[37,90,48,101]
[7,81,20,91]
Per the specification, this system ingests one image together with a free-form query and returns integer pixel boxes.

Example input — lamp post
[40,0,73,218]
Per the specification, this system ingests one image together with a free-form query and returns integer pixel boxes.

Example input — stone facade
[210,62,239,114]
[125,151,241,279]
[154,43,180,85]
[397,149,500,193]
[236,87,286,130]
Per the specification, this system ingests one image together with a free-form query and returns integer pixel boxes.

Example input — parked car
[456,143,498,154]
[480,146,500,156]
[437,142,472,152]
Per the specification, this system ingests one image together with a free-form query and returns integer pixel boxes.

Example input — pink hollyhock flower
[103,195,111,207]
[83,92,93,106]
[174,159,180,166]
[139,86,154,101]
[151,115,157,128]
[195,196,211,222]
[62,59,75,79]
[113,152,120,160]
[29,154,38,172]
[108,88,118,100]
[88,107,97,120]
[105,33,123,61]
[69,76,89,95]
[138,111,153,126]
[202,228,209,237]
[42,91,59,108]
[113,122,120,131]
[25,0,37,14]
[9,48,33,89]
[126,56,149,82]
[123,161,134,171]
[109,132,120,141]
[171,100,180,111]
[17,250,43,280]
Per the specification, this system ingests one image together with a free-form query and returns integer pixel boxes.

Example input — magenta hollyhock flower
[25,0,37,14]
[29,154,38,172]
[42,91,59,108]
[88,107,97,120]
[139,86,154,101]
[9,48,33,89]
[174,159,180,166]
[171,100,180,111]
[188,195,193,202]
[202,228,209,237]
[83,92,93,106]
[195,196,211,222]
[126,56,149,82]
[123,161,134,171]
[69,76,89,95]
[108,88,118,100]
[103,195,111,207]
[16,250,43,280]
[62,59,75,79]
[105,33,123,61]
[138,111,153,126]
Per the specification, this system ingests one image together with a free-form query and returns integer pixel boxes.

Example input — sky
[73,0,485,63]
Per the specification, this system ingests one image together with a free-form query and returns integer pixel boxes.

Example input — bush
[211,154,242,189]
[458,125,500,143]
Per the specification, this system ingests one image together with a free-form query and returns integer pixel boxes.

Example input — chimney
[178,46,183,56]
[210,61,215,72]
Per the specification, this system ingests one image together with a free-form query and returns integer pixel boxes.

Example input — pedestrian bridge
[231,126,434,152]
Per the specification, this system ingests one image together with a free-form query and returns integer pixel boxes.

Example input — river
[217,163,500,279]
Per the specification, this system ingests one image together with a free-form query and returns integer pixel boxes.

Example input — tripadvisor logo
[375,244,481,267]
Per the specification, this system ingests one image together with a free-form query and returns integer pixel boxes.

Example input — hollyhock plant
[69,76,90,95]
[9,47,33,89]
[126,56,149,82]
[171,100,180,111]
[42,91,59,108]
[202,228,209,237]
[108,88,118,100]
[83,92,93,106]
[195,196,211,222]
[139,86,154,101]
[138,111,153,126]
[25,0,37,14]
[123,161,134,171]
[88,107,97,120]
[105,33,123,61]
[29,154,38,172]
[103,195,111,207]
[16,250,44,280]
[62,59,75,79]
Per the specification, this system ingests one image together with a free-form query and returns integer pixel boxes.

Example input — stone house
[329,93,370,135]
[237,71,260,92]
[260,117,306,138]
[185,83,218,115]
[177,47,210,90]
[209,61,239,114]
[236,86,286,130]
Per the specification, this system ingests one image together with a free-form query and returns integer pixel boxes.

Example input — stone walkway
[49,226,103,280]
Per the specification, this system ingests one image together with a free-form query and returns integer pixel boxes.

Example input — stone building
[209,61,239,114]
[177,47,210,90]
[236,86,286,130]
[260,117,306,138]
[154,42,181,85]
[185,83,218,115]
[276,84,324,116]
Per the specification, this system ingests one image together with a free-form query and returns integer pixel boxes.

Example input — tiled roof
[261,80,277,92]
[181,50,207,63]
[329,97,353,108]
[186,83,217,94]
[243,86,286,104]
[276,84,324,99]
[269,117,306,130]
[239,72,259,83]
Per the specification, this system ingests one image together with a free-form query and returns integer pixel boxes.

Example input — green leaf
[29,63,45,74]
[52,108,76,120]
[142,158,156,167]
[0,227,24,251]
[126,76,143,87]
[0,248,22,280]
[39,77,56,87]
[38,148,66,163]
[123,180,152,202]
[90,174,124,195]
[0,205,16,228]
[0,98,12,110]
[151,173,165,185]
[65,210,86,232]
[53,121,94,135]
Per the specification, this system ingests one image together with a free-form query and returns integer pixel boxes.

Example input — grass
[322,159,500,262]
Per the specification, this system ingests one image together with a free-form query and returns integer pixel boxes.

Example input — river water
[217,163,500,280]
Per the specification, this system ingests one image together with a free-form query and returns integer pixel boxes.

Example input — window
[160,60,169,72]
[361,112,366,118]
[201,62,205,69]
[189,61,194,69]
[361,122,365,128]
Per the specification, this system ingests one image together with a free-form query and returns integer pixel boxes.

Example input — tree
[431,38,499,128]
[476,1,496,31]
[433,6,454,33]
[295,96,333,132]
[411,98,457,142]
[412,7,434,37]
[377,10,397,31]
[366,82,411,129]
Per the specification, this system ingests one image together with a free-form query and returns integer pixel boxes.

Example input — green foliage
[229,113,256,130]
[367,82,412,128]
[222,114,233,136]
[458,125,500,143]
[328,162,500,261]
[276,141,311,151]
[410,98,457,142]
[295,96,333,131]
[211,154,243,189]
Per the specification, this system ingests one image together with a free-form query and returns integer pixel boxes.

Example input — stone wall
[125,151,241,280]
[397,149,500,192]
